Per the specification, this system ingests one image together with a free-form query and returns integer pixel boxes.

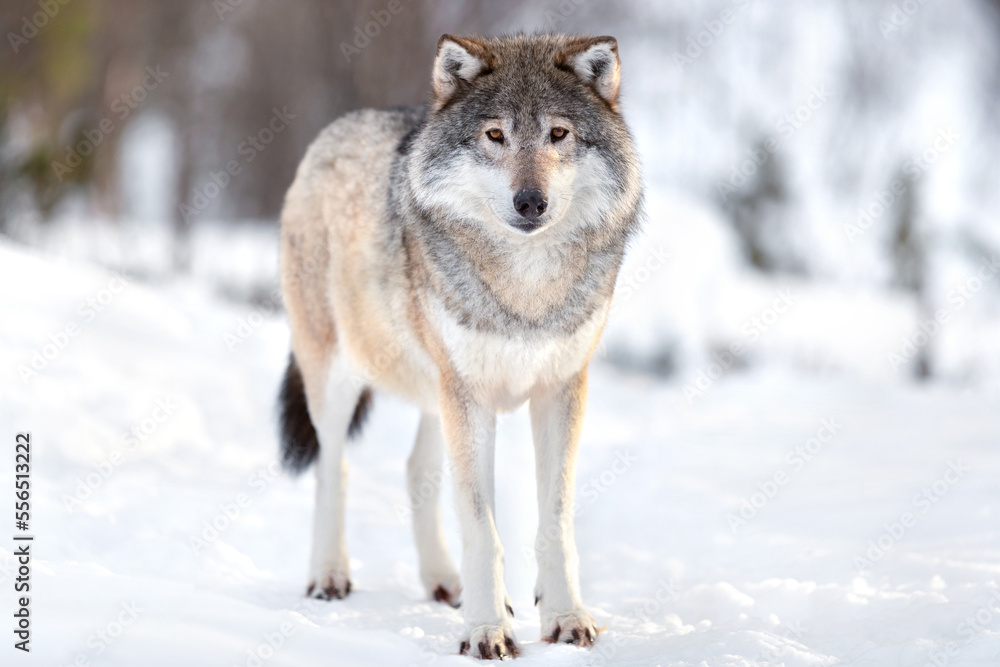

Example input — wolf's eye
[486,128,504,143]
[551,127,568,142]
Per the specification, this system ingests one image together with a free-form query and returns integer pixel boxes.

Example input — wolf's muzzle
[513,188,548,220]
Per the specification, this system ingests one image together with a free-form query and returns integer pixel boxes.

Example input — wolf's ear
[558,36,621,108]
[432,35,490,108]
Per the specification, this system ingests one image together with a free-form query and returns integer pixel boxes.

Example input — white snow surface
[1,238,999,667]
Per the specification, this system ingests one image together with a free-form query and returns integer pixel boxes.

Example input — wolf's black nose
[513,189,548,219]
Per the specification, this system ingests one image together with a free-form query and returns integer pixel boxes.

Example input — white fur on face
[411,151,505,226]
[411,139,620,242]
[562,149,619,229]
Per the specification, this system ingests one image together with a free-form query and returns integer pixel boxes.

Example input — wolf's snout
[513,189,548,219]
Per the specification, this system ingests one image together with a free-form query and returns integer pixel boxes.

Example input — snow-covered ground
[1,237,999,667]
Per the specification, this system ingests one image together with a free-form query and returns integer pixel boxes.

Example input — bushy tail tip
[278,354,373,474]
[278,355,320,474]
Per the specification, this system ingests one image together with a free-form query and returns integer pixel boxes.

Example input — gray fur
[390,34,643,336]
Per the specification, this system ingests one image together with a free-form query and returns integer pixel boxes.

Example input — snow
[603,191,930,381]
[2,238,1000,666]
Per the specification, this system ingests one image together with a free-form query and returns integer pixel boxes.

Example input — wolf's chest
[432,299,607,409]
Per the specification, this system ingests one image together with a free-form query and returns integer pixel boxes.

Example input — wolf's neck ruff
[395,177,623,336]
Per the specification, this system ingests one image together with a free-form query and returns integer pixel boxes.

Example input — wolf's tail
[278,354,373,474]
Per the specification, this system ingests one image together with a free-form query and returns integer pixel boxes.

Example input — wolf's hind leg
[306,357,366,600]
[408,413,462,606]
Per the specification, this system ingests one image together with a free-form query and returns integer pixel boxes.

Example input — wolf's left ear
[432,35,490,108]
[558,36,621,109]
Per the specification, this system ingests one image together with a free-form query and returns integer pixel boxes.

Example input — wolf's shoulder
[304,105,426,167]
[321,105,426,138]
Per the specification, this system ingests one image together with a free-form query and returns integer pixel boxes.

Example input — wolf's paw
[306,570,352,600]
[428,574,462,608]
[542,610,598,647]
[459,624,520,660]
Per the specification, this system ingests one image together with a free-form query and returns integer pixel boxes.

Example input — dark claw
[546,619,597,647]
[534,594,541,606]
[306,578,351,600]
[506,602,514,617]
[433,585,459,608]
[461,632,518,659]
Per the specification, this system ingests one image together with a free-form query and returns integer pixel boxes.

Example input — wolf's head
[406,34,642,241]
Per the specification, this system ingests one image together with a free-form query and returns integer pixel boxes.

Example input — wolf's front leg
[439,378,519,660]
[530,370,598,647]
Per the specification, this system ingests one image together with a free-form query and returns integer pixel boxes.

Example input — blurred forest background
[2,0,1000,385]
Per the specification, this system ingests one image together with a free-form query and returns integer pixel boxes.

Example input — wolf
[278,33,643,659]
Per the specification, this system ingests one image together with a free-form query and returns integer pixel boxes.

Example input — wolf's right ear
[432,35,490,108]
